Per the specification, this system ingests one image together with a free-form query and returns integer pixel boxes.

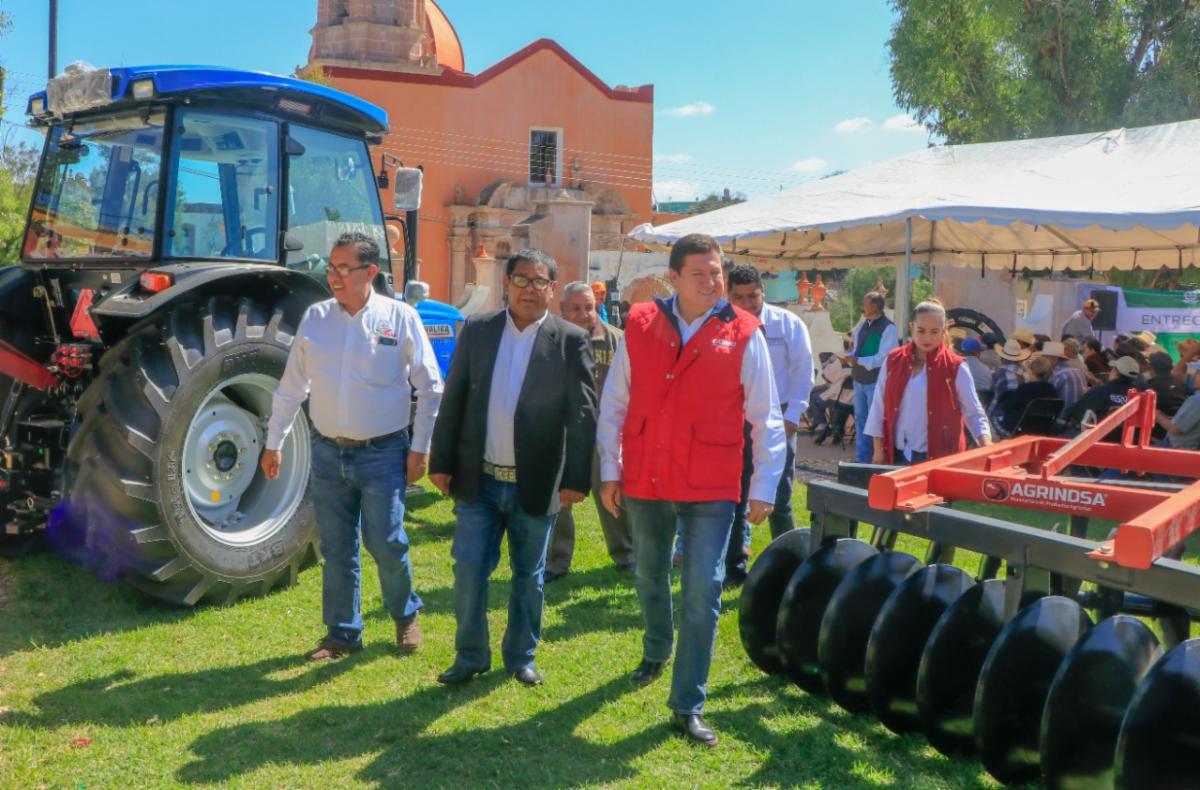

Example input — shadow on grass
[10,652,364,729]
[177,674,663,787]
[708,676,995,789]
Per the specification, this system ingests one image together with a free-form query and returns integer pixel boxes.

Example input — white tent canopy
[632,119,1200,275]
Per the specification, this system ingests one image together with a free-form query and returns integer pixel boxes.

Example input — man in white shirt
[723,264,813,586]
[262,232,443,661]
[429,249,597,688]
[598,234,785,746]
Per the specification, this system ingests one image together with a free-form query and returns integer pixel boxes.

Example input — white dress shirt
[598,299,786,503]
[864,357,991,459]
[484,310,548,467]
[266,291,443,452]
[759,303,815,424]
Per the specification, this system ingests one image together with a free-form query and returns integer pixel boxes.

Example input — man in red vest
[597,233,785,746]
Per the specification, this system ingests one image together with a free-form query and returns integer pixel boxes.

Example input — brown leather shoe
[305,638,362,662]
[396,613,422,655]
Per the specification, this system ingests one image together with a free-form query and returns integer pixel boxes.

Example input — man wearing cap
[845,292,898,462]
[960,338,993,400]
[1062,299,1100,342]
[1042,341,1088,417]
[1066,356,1142,429]
[263,232,443,661]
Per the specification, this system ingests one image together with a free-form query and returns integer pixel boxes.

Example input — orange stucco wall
[327,47,653,301]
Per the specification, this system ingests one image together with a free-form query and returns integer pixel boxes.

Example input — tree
[0,139,38,263]
[889,0,1200,144]
[687,189,746,215]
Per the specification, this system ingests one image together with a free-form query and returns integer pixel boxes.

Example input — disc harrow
[739,391,1200,787]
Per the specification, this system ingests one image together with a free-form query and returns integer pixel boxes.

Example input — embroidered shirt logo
[712,337,736,351]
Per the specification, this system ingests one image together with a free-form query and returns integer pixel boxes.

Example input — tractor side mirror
[393,167,423,212]
[283,232,304,252]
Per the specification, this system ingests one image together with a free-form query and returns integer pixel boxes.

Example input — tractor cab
[23,64,418,292]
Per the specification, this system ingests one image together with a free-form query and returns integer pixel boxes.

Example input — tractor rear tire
[61,294,317,605]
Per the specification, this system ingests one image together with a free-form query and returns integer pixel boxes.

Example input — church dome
[427,1,464,72]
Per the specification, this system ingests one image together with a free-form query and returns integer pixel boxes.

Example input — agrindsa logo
[981,478,1107,508]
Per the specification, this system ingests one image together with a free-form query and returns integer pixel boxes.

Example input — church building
[308,0,655,303]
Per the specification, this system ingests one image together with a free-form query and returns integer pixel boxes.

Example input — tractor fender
[89,263,330,333]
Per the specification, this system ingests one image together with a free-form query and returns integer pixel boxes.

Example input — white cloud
[654,180,701,201]
[790,157,831,175]
[661,101,715,118]
[834,116,873,133]
[654,153,694,164]
[883,114,924,133]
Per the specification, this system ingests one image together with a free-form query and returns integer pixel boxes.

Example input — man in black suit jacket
[429,248,597,687]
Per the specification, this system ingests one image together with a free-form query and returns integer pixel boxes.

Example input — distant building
[308,0,654,303]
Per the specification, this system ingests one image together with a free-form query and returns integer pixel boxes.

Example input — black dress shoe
[631,658,669,687]
[722,570,748,590]
[436,663,489,685]
[510,667,544,686]
[813,427,830,446]
[671,712,719,746]
[543,570,567,584]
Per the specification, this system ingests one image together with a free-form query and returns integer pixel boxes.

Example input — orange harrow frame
[867,389,1200,569]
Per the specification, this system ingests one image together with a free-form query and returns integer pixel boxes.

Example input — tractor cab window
[284,124,388,277]
[165,111,279,261]
[23,111,165,261]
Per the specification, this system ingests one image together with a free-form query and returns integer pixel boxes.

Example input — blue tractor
[3,64,446,604]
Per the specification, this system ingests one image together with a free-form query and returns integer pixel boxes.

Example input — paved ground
[792,430,856,480]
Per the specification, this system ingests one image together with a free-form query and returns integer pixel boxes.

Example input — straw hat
[995,338,1032,362]
[1041,341,1068,359]
[1134,331,1157,347]
[1010,327,1037,346]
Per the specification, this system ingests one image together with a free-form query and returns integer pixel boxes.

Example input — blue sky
[0,0,936,200]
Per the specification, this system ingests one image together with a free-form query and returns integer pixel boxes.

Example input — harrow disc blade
[917,579,1008,757]
[974,596,1093,785]
[776,538,878,693]
[738,528,812,674]
[1115,639,1200,790]
[865,564,976,734]
[1041,616,1161,790]
[818,551,923,713]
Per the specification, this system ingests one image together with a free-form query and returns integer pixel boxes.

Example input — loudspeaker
[1089,290,1118,331]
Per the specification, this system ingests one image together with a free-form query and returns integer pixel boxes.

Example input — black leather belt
[322,427,407,449]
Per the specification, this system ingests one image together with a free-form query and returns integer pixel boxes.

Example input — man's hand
[260,449,282,480]
[406,451,428,485]
[784,420,798,438]
[600,481,623,518]
[872,448,886,464]
[746,499,774,525]
[428,473,452,496]
[560,488,586,507]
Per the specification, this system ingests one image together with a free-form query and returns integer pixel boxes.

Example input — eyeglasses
[327,263,372,279]
[509,274,553,291]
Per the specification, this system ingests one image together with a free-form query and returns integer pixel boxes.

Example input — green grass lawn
[0,482,1143,789]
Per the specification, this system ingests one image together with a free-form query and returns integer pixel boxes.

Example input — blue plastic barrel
[414,298,463,379]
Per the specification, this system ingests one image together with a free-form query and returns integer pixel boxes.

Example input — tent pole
[897,217,913,340]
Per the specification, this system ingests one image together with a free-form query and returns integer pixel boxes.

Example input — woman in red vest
[863,301,992,464]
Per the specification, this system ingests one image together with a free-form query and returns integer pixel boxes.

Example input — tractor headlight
[130,79,155,100]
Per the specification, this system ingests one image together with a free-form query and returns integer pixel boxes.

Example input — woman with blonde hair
[865,301,992,464]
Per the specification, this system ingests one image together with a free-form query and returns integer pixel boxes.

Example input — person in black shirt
[1066,356,1142,429]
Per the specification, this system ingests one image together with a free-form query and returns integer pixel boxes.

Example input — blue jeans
[311,432,422,647]
[728,431,796,577]
[853,381,877,463]
[625,497,735,714]
[451,474,556,672]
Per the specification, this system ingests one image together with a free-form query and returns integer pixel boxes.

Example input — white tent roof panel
[633,120,1200,272]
